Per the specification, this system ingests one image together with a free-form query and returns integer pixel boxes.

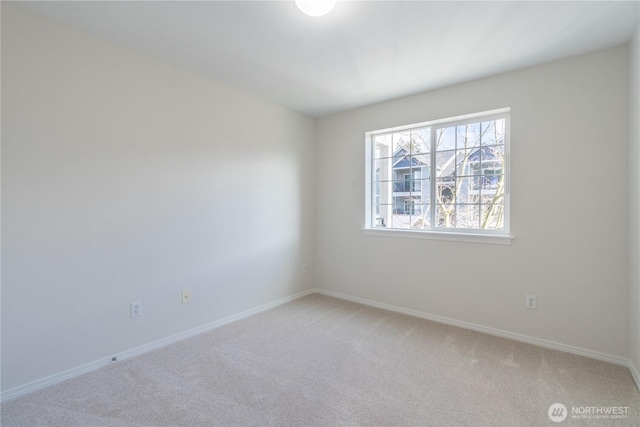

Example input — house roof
[388,145,502,178]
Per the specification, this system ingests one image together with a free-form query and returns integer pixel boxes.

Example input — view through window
[367,110,510,235]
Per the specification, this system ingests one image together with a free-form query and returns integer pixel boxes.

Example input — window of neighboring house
[365,108,511,242]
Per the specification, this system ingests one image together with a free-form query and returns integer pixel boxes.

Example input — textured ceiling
[14,0,640,117]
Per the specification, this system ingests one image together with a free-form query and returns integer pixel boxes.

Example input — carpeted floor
[2,293,639,426]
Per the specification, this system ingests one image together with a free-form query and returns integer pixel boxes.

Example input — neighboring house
[375,144,504,228]
[390,148,429,215]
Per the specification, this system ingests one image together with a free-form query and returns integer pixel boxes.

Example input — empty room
[2,0,640,425]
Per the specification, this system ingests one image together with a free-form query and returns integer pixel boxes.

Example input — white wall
[1,5,315,393]
[316,47,630,359]
[629,24,640,383]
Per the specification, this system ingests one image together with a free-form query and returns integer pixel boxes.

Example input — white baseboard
[0,288,316,402]
[4,287,638,401]
[0,356,113,403]
[313,288,636,372]
[630,360,640,391]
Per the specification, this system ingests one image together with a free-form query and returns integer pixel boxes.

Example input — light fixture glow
[295,0,336,17]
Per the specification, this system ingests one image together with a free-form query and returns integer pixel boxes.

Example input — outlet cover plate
[526,295,536,310]
[181,290,191,304]
[131,301,142,318]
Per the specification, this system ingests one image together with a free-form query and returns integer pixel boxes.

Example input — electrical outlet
[303,263,308,273]
[181,290,191,304]
[526,295,536,310]
[131,301,142,318]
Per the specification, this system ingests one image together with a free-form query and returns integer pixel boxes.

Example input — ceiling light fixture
[295,0,336,17]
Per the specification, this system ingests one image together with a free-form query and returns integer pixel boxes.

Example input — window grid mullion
[409,130,413,220]
[371,148,376,228]
[478,124,483,227]
[430,126,436,229]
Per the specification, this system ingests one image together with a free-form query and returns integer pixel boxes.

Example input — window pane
[393,180,409,193]
[494,119,506,143]
[481,193,504,205]
[456,204,480,229]
[411,208,430,230]
[374,156,393,169]
[376,179,393,207]
[436,204,456,228]
[436,127,456,151]
[481,201,504,229]
[481,120,497,146]
[411,128,430,154]
[393,131,412,155]
[410,177,421,192]
[374,134,392,159]
[456,149,474,174]
[436,178,455,203]
[477,146,504,195]
[412,178,431,203]
[377,178,392,189]
[480,119,506,146]
[375,157,393,186]
[456,177,476,203]
[435,151,455,178]
[391,214,412,229]
[481,146,504,167]
[410,154,430,171]
[374,204,393,228]
[480,173,502,192]
[410,220,429,230]
[457,123,481,149]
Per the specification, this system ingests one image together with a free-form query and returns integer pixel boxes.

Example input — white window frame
[364,108,513,245]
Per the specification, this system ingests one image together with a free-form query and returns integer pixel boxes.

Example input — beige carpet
[2,293,639,426]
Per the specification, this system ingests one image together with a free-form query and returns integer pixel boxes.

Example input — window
[365,109,511,241]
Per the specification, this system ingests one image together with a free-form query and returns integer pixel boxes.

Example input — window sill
[362,228,514,245]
